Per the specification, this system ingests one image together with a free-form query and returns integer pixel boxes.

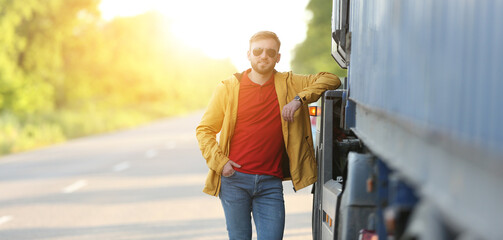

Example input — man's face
[247,38,281,75]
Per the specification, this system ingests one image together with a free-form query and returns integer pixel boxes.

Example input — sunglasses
[252,48,278,58]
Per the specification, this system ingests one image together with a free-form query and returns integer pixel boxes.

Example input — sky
[99,0,311,71]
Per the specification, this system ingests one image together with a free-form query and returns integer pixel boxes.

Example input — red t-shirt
[228,69,284,178]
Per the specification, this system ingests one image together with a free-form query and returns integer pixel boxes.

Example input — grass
[0,101,200,156]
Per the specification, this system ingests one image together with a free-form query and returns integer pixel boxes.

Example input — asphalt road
[0,111,313,240]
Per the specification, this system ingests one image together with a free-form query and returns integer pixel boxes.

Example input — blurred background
[0,0,346,156]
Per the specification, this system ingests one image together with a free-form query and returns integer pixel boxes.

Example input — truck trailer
[312,1,503,239]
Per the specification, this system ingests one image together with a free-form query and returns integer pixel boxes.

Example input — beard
[251,60,276,75]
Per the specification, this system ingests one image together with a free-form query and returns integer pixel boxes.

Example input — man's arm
[282,72,341,122]
[295,72,341,104]
[196,83,232,175]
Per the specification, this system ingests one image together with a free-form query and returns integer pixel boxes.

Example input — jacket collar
[233,69,279,83]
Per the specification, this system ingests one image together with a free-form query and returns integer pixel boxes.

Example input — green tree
[0,0,101,116]
[0,3,236,155]
[292,0,347,77]
[61,11,236,115]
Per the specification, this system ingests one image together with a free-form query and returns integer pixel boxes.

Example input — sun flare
[99,0,310,71]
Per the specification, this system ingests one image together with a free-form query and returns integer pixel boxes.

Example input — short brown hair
[249,31,281,51]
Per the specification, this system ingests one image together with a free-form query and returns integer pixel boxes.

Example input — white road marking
[145,149,158,158]
[113,161,130,172]
[165,141,176,150]
[62,180,88,194]
[0,216,12,226]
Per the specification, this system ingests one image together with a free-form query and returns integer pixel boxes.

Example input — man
[196,31,340,240]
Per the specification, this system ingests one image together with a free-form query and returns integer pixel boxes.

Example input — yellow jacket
[196,71,341,196]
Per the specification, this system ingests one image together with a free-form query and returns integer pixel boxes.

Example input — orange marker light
[309,106,320,116]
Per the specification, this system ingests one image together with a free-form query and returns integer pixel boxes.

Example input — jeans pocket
[222,170,236,178]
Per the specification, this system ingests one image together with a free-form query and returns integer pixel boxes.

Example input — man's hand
[282,100,302,122]
[222,160,241,177]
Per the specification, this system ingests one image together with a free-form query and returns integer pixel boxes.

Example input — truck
[311,1,503,239]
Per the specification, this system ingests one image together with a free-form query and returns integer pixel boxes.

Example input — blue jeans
[220,171,285,240]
